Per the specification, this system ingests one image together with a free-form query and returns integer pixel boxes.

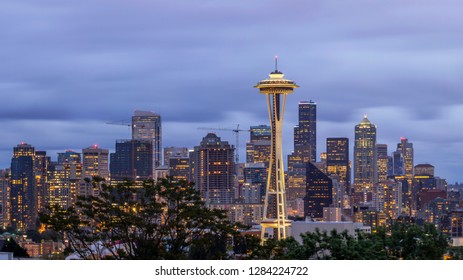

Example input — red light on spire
[400,137,407,141]
[93,144,98,149]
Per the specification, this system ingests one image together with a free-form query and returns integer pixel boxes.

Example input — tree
[40,177,241,260]
[1,238,29,258]
[386,222,449,260]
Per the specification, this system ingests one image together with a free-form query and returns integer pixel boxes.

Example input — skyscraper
[164,147,189,166]
[168,157,190,183]
[353,115,377,193]
[326,137,350,187]
[47,163,72,209]
[246,125,271,168]
[57,150,81,164]
[376,144,388,182]
[110,139,153,181]
[132,110,162,169]
[82,145,109,180]
[0,169,10,229]
[10,143,36,231]
[249,125,271,142]
[255,63,298,241]
[294,101,317,163]
[304,162,333,219]
[397,137,414,182]
[372,181,402,221]
[34,150,50,214]
[191,133,235,205]
[392,151,404,176]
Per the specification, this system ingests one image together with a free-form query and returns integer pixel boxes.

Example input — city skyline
[1,1,463,183]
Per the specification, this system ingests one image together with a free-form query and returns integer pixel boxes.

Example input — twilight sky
[1,0,463,183]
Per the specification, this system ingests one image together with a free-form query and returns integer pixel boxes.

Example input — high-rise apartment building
[110,139,153,181]
[326,137,350,187]
[376,144,388,182]
[353,115,377,193]
[47,163,71,209]
[132,110,162,169]
[82,145,109,180]
[10,143,36,231]
[372,181,402,221]
[191,133,235,205]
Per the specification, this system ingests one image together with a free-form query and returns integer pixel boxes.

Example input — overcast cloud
[1,0,462,182]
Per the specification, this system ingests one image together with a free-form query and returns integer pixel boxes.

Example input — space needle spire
[254,59,298,241]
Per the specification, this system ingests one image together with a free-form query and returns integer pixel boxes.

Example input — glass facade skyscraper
[326,137,350,187]
[294,101,317,163]
[132,110,162,169]
[10,143,36,231]
[353,115,377,193]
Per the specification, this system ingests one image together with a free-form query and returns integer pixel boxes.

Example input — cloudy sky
[1,0,462,183]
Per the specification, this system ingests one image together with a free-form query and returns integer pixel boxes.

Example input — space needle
[255,58,299,241]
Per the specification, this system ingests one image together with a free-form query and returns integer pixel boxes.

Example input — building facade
[304,162,333,219]
[353,115,377,193]
[326,137,351,188]
[132,110,162,169]
[110,139,153,181]
[10,143,37,231]
[191,133,235,205]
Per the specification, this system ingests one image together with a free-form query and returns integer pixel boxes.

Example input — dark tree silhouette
[40,177,241,260]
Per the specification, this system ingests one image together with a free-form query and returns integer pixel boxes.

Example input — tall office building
[353,115,377,193]
[48,150,83,207]
[10,143,36,231]
[82,145,109,180]
[168,157,190,182]
[34,151,50,214]
[191,133,235,205]
[240,163,267,204]
[326,138,350,187]
[294,101,317,163]
[250,125,271,142]
[132,110,162,169]
[0,169,10,229]
[304,162,333,219]
[287,101,316,194]
[255,64,298,241]
[246,125,271,168]
[47,163,71,209]
[391,151,404,176]
[164,147,189,166]
[110,139,153,181]
[397,137,414,181]
[376,144,388,182]
[57,150,81,164]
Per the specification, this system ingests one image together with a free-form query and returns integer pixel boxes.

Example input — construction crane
[106,121,131,127]
[197,124,250,163]
[106,121,147,132]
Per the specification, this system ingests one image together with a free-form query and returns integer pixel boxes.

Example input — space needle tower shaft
[254,58,299,241]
